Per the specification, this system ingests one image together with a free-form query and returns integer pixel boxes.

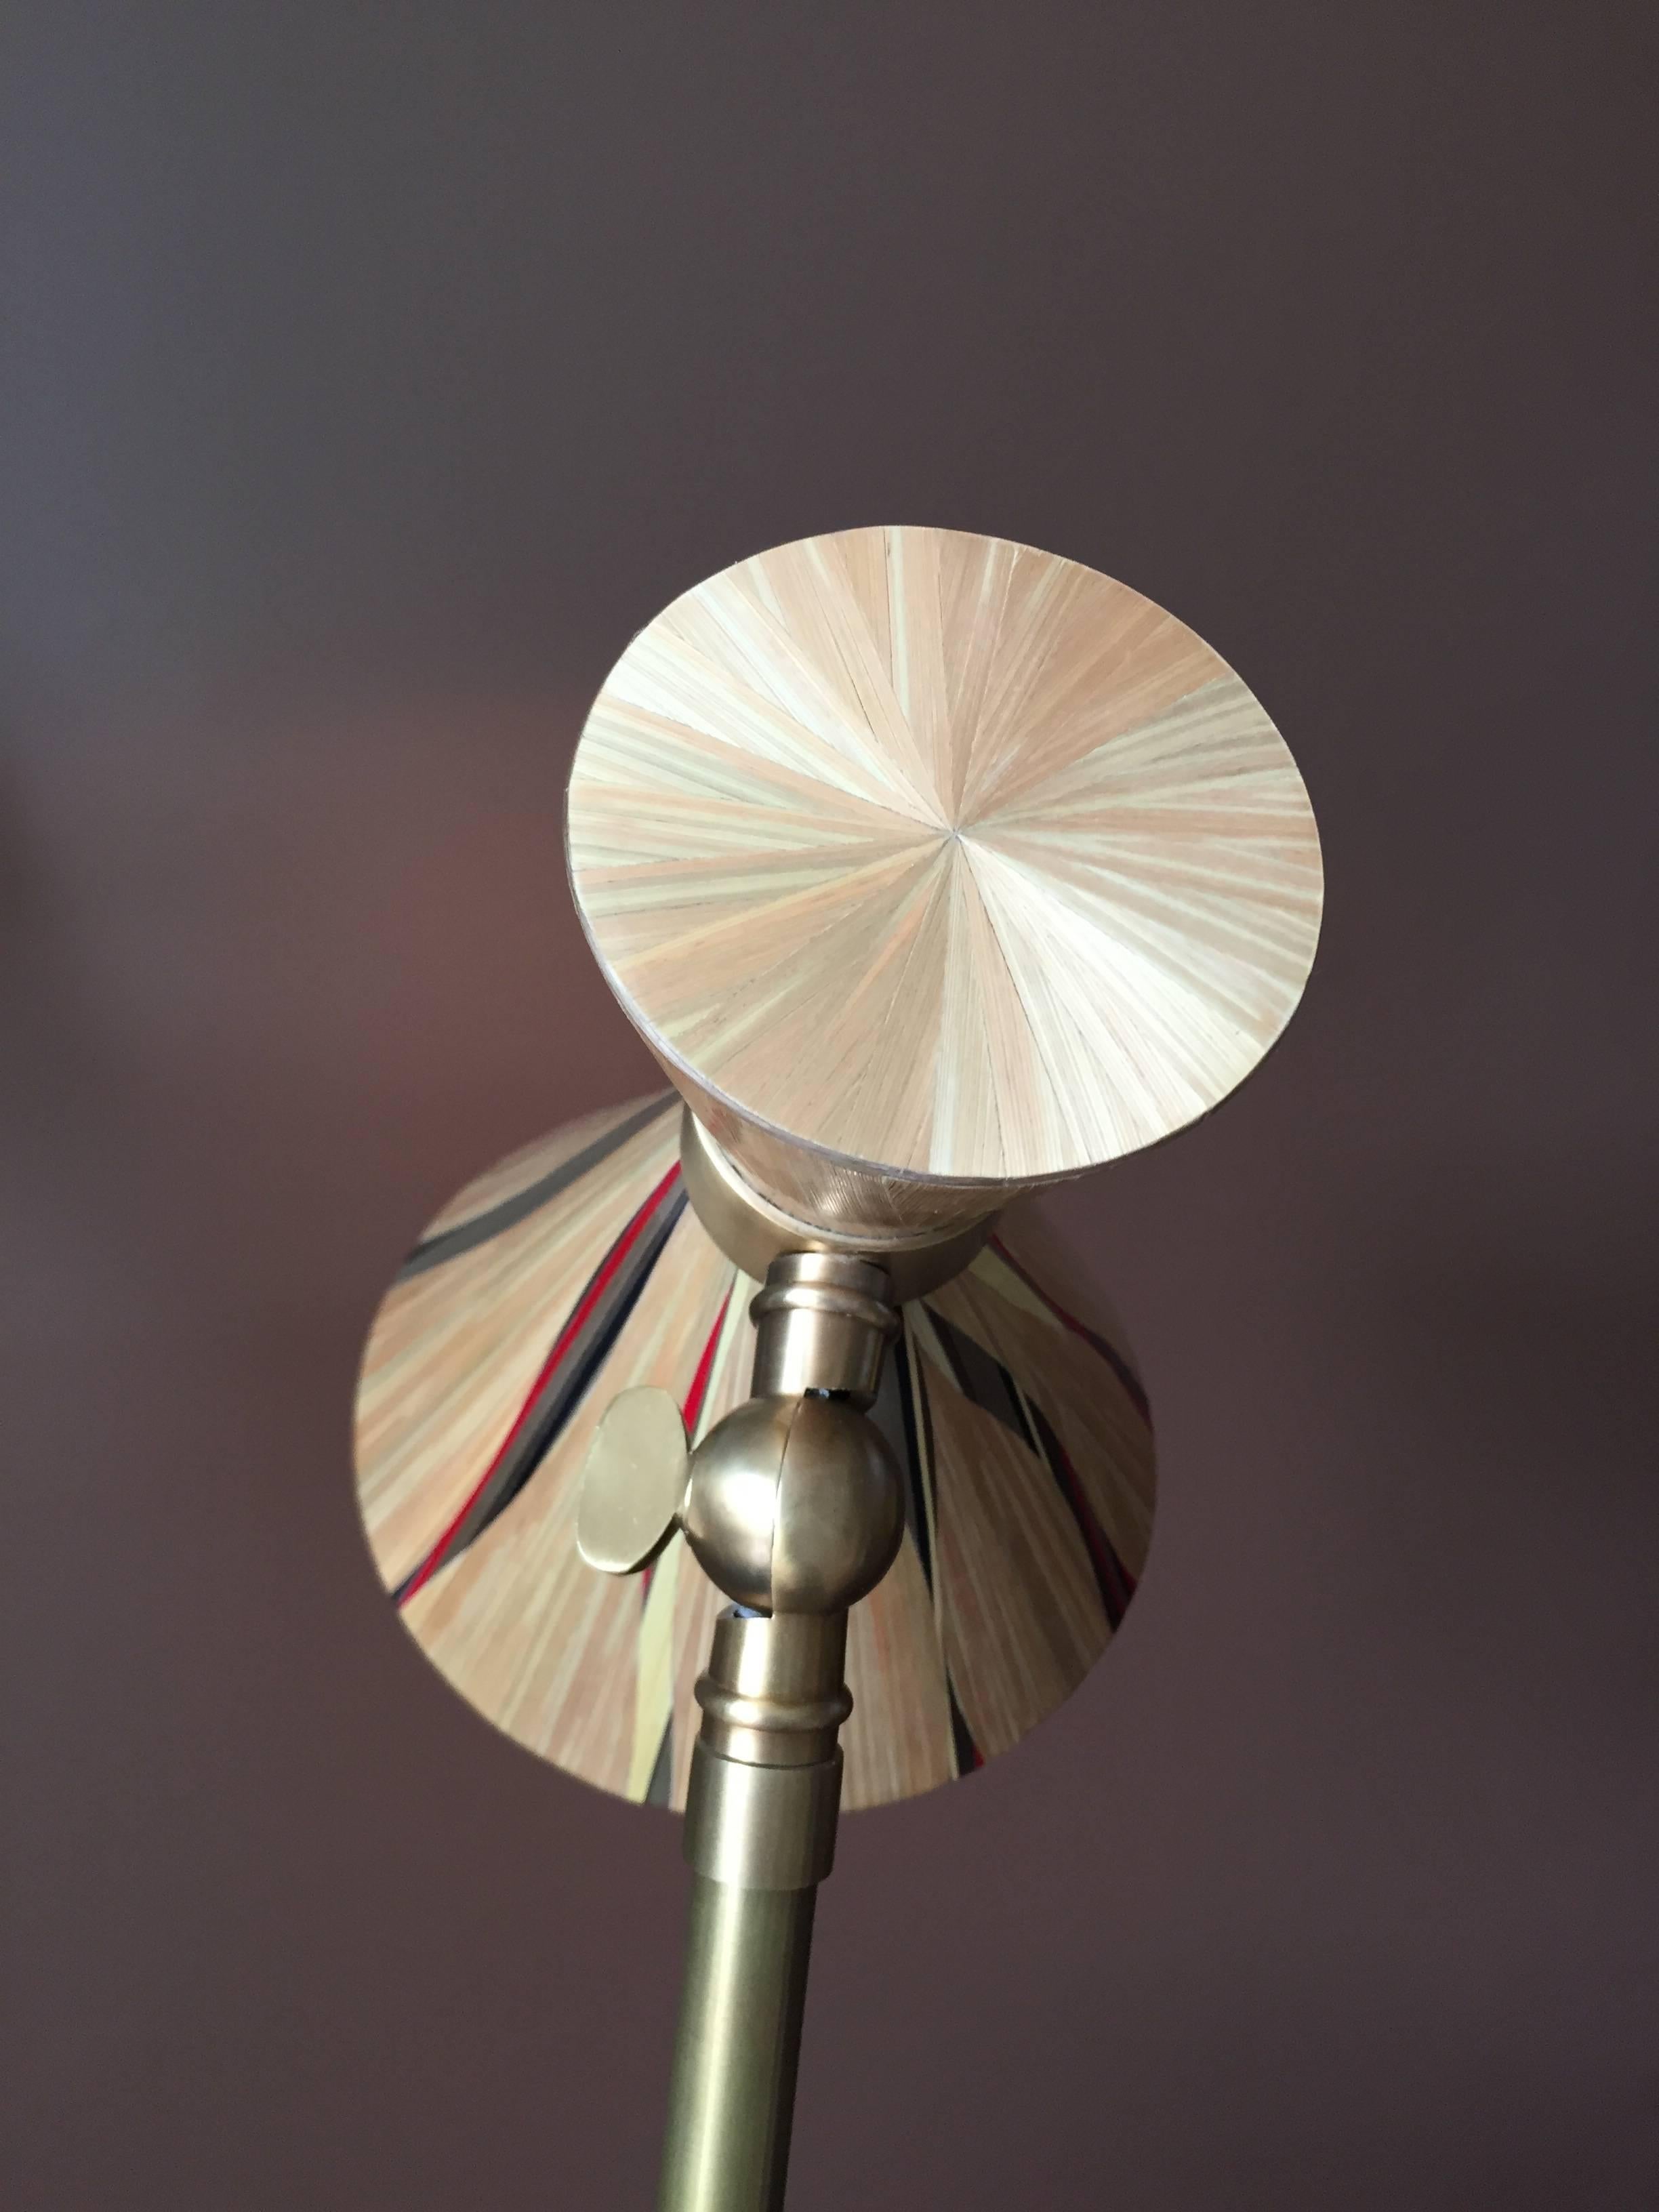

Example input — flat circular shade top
[568,525,1323,1188]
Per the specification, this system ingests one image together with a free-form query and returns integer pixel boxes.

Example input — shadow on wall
[1,680,663,1313]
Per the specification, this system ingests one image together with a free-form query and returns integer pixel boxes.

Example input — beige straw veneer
[568,525,1323,1198]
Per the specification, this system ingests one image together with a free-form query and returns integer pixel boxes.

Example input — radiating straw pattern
[569,525,1323,1185]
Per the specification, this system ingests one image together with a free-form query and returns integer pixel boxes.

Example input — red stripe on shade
[681,1288,733,1439]
[398,1163,682,1606]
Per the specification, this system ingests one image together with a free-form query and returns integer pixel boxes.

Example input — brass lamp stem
[657,1254,903,2211]
[659,1877,819,2211]
[658,1612,850,2211]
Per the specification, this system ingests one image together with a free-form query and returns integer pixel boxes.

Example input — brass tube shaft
[657,1875,819,2212]
[659,1611,850,2209]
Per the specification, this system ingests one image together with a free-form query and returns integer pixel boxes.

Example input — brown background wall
[3,7,1654,2207]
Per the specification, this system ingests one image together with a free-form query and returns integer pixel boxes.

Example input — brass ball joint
[577,1248,907,1917]
[577,1250,906,1619]
[573,1181,1002,2203]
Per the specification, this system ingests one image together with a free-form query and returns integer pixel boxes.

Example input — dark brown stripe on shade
[1023,1397,1138,1633]
[986,1235,1151,1422]
[870,1331,935,1592]
[396,1094,675,1279]
[393,1185,686,1598]
[918,1304,1036,1448]
[644,1721,674,1807]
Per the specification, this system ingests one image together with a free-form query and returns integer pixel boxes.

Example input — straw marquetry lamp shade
[353,526,1321,1811]
[353,1097,1154,1809]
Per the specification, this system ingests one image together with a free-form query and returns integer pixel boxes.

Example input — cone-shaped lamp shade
[353,1096,1155,1811]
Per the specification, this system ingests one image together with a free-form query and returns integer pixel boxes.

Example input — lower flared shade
[352,1094,1156,1811]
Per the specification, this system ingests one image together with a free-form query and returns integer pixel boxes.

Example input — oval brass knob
[575,1387,690,1576]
